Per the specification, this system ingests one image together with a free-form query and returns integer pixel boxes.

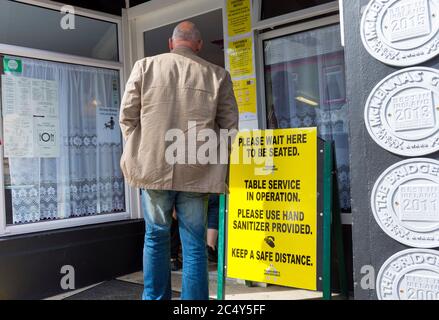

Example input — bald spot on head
[169,21,203,54]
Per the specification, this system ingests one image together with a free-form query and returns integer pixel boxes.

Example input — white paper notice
[32,79,58,116]
[34,116,59,158]
[3,115,34,158]
[1,74,60,158]
[1,76,32,115]
[97,107,121,144]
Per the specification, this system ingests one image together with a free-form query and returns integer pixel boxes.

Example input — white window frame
[0,0,141,237]
[251,0,339,30]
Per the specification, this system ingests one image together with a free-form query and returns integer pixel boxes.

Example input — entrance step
[117,266,334,300]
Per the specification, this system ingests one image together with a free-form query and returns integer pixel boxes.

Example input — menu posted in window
[1,74,60,158]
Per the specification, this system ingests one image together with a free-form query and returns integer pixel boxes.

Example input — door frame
[125,0,226,220]
[255,14,341,130]
[126,0,352,225]
[254,14,353,225]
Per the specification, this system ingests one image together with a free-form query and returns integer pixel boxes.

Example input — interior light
[295,96,319,106]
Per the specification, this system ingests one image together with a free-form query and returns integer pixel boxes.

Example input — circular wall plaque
[364,67,439,157]
[361,0,439,66]
[376,249,439,300]
[371,158,439,248]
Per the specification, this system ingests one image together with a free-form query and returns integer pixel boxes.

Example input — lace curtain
[4,56,125,224]
[264,24,351,212]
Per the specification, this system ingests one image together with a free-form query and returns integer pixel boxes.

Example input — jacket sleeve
[216,71,239,132]
[119,60,143,140]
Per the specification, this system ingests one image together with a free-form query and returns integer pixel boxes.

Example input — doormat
[65,280,180,300]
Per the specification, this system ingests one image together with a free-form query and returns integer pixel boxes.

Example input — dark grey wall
[343,0,439,300]
[0,220,144,299]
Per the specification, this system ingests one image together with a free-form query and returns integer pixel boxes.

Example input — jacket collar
[171,46,198,57]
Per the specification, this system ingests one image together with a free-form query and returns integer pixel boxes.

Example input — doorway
[143,9,224,67]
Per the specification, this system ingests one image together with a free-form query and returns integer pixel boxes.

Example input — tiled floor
[46,256,342,300]
[47,263,332,300]
[64,280,144,300]
[117,270,328,300]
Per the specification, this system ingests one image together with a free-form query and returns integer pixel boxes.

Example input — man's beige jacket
[119,47,239,193]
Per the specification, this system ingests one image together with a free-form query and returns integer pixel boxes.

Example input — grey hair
[172,22,202,42]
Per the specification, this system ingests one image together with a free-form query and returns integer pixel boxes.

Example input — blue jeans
[141,189,209,300]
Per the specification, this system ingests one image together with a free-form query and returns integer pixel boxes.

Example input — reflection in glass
[261,0,335,20]
[264,24,350,212]
[0,0,119,61]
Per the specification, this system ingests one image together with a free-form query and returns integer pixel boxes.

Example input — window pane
[264,24,350,212]
[0,0,118,61]
[1,56,125,225]
[261,0,335,20]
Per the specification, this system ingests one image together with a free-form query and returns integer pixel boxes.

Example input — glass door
[261,21,350,213]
